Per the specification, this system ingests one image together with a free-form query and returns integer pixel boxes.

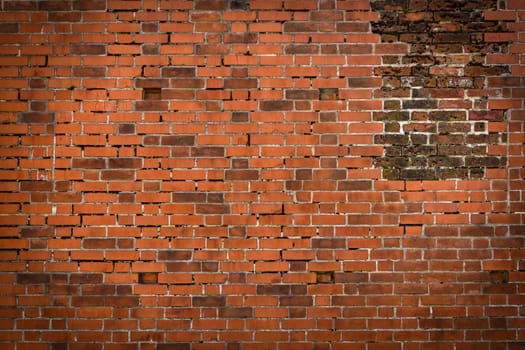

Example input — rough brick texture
[0,0,524,349]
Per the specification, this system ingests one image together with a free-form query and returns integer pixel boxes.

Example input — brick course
[0,0,524,349]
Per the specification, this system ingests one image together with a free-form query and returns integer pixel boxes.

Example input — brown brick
[101,170,135,180]
[161,136,195,146]
[135,79,169,88]
[72,45,106,55]
[161,67,196,78]
[196,204,230,214]
[260,101,293,111]
[219,307,252,318]
[72,158,106,169]
[19,112,55,123]
[135,101,169,111]
[195,0,228,10]
[337,181,372,191]
[83,239,115,249]
[469,110,504,121]
[74,0,105,9]
[286,90,319,100]
[107,158,142,169]
[19,227,54,237]
[157,345,191,350]
[73,67,106,77]
[191,147,224,157]
[312,239,346,249]
[284,22,317,32]
[4,1,37,10]
[70,273,103,284]
[285,44,320,54]
[225,170,259,180]
[172,193,206,203]
[279,296,312,306]
[17,273,50,284]
[224,33,257,43]
[192,296,226,307]
[224,79,257,89]
[158,250,192,260]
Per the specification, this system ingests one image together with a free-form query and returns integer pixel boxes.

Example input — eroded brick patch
[371,0,510,179]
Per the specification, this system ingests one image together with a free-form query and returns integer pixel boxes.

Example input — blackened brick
[193,296,226,307]
[161,136,195,146]
[260,101,293,111]
[162,68,196,78]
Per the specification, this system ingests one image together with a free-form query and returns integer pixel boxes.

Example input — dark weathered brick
[193,296,226,307]
[158,250,192,260]
[286,90,319,100]
[161,136,195,146]
[257,285,290,295]
[312,238,346,249]
[279,296,312,306]
[224,33,257,43]
[219,307,252,318]
[162,68,196,78]
[17,273,50,284]
[195,0,228,10]
[108,158,142,169]
[260,101,293,111]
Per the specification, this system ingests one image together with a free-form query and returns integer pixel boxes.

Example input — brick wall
[0,0,524,349]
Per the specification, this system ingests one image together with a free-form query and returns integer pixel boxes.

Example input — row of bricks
[0,123,511,136]
[2,157,511,170]
[3,341,525,350]
[5,273,523,294]
[1,200,513,212]
[3,92,521,106]
[4,280,522,298]
[0,0,373,11]
[1,213,521,225]
[0,256,520,272]
[5,224,515,238]
[0,33,518,46]
[0,66,519,79]
[1,101,522,113]
[4,318,525,331]
[1,0,524,12]
[5,178,519,190]
[1,188,518,203]
[3,283,523,300]
[3,251,521,266]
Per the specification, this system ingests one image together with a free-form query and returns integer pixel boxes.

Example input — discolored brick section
[371,0,510,179]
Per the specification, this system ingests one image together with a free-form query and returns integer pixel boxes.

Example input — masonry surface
[0,0,524,349]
